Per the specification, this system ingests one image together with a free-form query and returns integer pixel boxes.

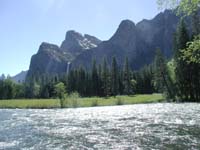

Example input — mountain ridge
[27,9,181,78]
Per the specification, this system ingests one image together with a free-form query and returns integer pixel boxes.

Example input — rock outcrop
[27,10,181,78]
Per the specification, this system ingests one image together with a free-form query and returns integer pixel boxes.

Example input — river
[0,103,200,149]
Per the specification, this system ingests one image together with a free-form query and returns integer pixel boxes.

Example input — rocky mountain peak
[40,42,57,47]
[111,20,136,38]
[65,30,84,41]
[39,42,60,53]
[109,19,137,49]
[27,9,186,78]
[84,34,101,45]
[60,30,101,57]
[118,19,136,30]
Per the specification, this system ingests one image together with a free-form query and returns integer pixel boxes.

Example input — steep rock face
[60,30,101,58]
[71,20,140,69]
[28,42,69,76]
[136,10,179,57]
[71,10,179,70]
[27,32,101,77]
[28,10,182,78]
[110,20,137,51]
[84,34,102,45]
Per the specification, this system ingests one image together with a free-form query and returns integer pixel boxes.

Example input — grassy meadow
[0,94,164,109]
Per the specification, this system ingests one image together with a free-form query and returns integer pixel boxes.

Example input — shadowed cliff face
[28,42,69,76]
[71,10,179,70]
[27,32,102,77]
[27,10,180,78]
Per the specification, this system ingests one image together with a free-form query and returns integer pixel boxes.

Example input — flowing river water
[0,103,200,150]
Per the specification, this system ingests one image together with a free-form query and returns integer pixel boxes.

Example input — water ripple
[0,103,200,149]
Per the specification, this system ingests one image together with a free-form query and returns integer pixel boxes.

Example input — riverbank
[0,94,164,109]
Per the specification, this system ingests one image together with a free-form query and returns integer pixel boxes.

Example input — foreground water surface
[0,103,200,150]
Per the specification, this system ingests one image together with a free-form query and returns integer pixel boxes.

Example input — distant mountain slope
[72,10,179,70]
[27,32,101,77]
[27,10,182,78]
[11,71,28,83]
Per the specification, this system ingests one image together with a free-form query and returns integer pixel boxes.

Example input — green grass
[0,94,164,109]
[79,94,164,107]
[0,99,60,109]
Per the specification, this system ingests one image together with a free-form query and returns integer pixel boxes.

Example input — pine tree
[77,66,86,96]
[101,58,110,96]
[67,70,76,93]
[91,60,99,96]
[98,64,103,96]
[111,56,119,96]
[174,19,190,101]
[180,35,200,101]
[154,48,174,99]
[123,57,131,95]
[191,11,200,37]
[118,70,124,95]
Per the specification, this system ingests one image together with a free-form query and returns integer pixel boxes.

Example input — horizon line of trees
[0,55,163,99]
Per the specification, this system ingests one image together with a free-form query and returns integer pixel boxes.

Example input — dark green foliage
[123,57,132,95]
[135,65,155,94]
[172,15,200,102]
[111,57,119,96]
[28,79,40,98]
[191,11,200,37]
[0,79,16,99]
[66,57,155,97]
[91,60,100,96]
[174,19,191,101]
[15,83,25,98]
[154,48,175,99]
[0,57,162,99]
[101,58,110,96]
[180,35,200,101]
[156,0,200,102]
[0,79,26,99]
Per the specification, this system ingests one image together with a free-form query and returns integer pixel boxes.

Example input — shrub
[116,96,124,105]
[91,99,98,107]
[68,92,80,108]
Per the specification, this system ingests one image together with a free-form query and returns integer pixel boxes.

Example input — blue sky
[0,0,160,76]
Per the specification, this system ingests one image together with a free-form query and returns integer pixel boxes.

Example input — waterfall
[67,62,71,74]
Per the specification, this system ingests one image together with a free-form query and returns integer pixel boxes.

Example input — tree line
[0,57,159,99]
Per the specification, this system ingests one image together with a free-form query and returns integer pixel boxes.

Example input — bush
[116,96,124,105]
[68,92,80,108]
[91,99,98,107]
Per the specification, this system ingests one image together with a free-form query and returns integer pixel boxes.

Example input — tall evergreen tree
[77,66,86,96]
[192,11,200,37]
[174,19,190,100]
[97,64,103,96]
[111,56,119,96]
[67,70,76,94]
[154,48,175,99]
[123,57,131,95]
[91,60,99,96]
[101,58,110,96]
[118,70,124,95]
[180,35,200,101]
